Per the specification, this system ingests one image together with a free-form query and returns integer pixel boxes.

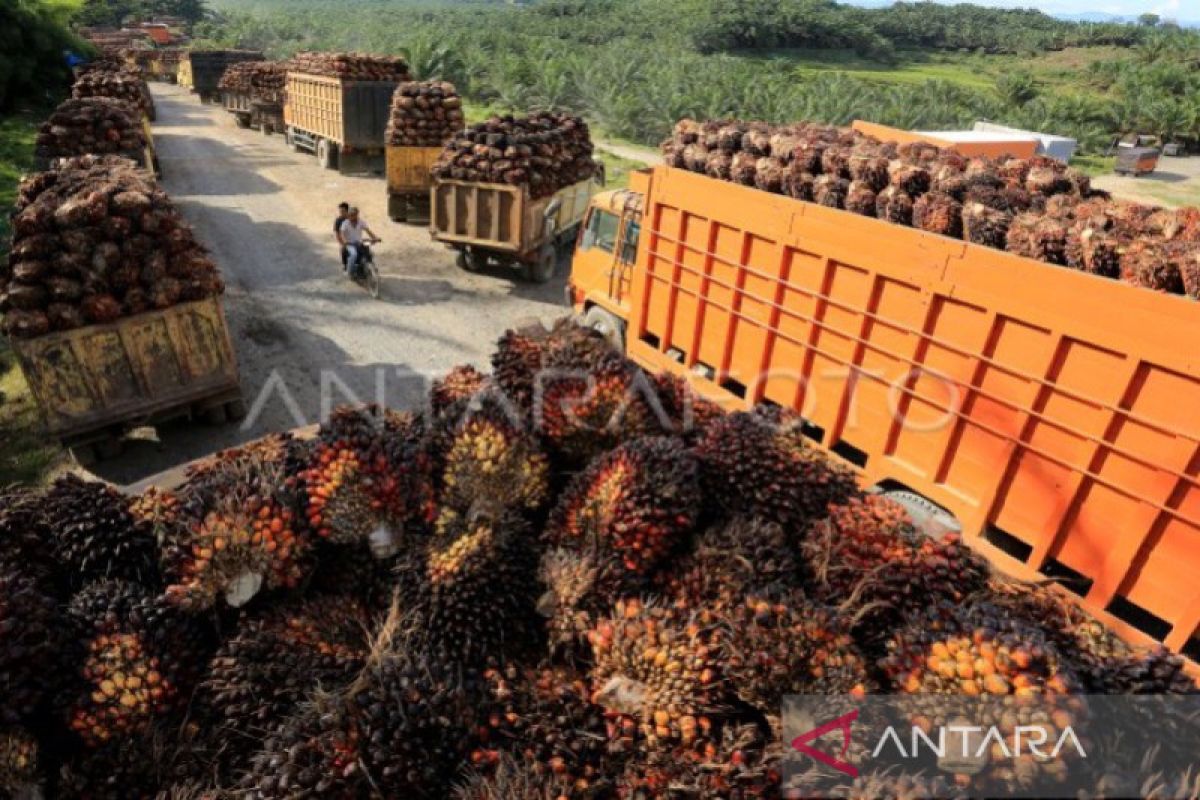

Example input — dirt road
[96,83,571,485]
[1092,153,1200,208]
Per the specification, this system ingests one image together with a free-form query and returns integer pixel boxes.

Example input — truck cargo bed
[431,178,597,257]
[284,73,397,149]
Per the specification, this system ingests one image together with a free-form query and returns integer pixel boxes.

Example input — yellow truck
[430,176,602,282]
[284,72,402,174]
[385,145,441,222]
[10,298,243,462]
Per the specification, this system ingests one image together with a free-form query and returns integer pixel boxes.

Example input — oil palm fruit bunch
[546,437,701,575]
[659,517,797,612]
[491,319,614,418]
[0,565,62,724]
[239,693,364,799]
[201,595,372,767]
[45,474,160,591]
[469,664,618,795]
[651,370,726,443]
[0,727,40,799]
[539,547,645,660]
[962,201,1013,249]
[693,407,857,530]
[455,754,586,800]
[912,191,963,238]
[306,540,400,612]
[588,599,727,750]
[435,393,550,519]
[161,436,311,610]
[802,495,988,649]
[617,722,782,800]
[63,580,211,748]
[57,719,215,800]
[720,591,873,710]
[0,486,58,590]
[432,363,489,414]
[296,406,436,556]
[396,510,541,667]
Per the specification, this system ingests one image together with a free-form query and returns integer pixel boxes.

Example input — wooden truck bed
[283,73,398,149]
[618,165,1200,663]
[10,297,242,447]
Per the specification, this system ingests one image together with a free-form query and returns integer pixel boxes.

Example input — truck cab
[567,183,645,351]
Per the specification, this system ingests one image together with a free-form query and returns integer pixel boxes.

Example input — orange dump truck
[568,165,1200,666]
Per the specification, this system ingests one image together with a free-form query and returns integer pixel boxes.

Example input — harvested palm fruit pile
[433,112,600,199]
[663,119,1200,299]
[217,61,289,105]
[72,66,156,121]
[288,51,411,81]
[1,319,1195,799]
[2,157,223,338]
[34,98,147,164]
[386,80,465,147]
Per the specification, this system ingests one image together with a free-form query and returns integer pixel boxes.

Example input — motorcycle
[346,238,382,298]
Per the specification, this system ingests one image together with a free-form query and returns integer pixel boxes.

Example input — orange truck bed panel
[623,166,1200,660]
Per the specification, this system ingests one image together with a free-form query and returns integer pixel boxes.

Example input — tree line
[0,0,89,112]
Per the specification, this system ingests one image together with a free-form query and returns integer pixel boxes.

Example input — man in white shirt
[339,207,379,278]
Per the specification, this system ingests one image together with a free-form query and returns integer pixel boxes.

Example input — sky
[847,0,1194,21]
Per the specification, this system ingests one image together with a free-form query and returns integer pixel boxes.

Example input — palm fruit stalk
[199,594,371,774]
[455,753,588,800]
[289,51,411,81]
[1,565,63,725]
[693,407,858,530]
[801,495,988,651]
[160,435,312,610]
[387,80,465,147]
[4,157,224,338]
[538,546,645,660]
[35,97,147,160]
[43,474,160,590]
[545,436,701,575]
[395,510,541,667]
[62,580,211,748]
[433,112,600,200]
[588,599,726,750]
[294,405,435,558]
[434,392,550,520]
[431,363,489,414]
[617,721,783,800]
[0,727,40,800]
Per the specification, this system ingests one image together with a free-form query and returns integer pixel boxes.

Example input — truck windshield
[620,221,641,264]
[582,209,620,253]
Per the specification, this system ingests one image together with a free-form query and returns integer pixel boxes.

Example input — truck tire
[317,139,338,170]
[522,244,558,283]
[389,194,408,223]
[235,114,251,129]
[584,306,626,352]
[878,489,962,540]
[260,122,273,136]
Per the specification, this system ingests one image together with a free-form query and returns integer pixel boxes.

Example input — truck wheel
[522,244,558,283]
[389,194,408,223]
[455,249,470,271]
[260,122,273,136]
[225,398,249,421]
[317,139,338,170]
[584,306,626,352]
[235,114,251,129]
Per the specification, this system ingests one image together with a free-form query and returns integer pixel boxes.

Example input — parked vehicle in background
[568,165,1200,666]
[221,89,284,135]
[283,72,400,174]
[179,50,263,103]
[1115,146,1161,176]
[386,145,441,222]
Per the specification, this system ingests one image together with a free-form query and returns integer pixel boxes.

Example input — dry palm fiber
[289,51,411,81]
[35,97,146,159]
[433,112,599,199]
[217,60,288,104]
[386,80,466,147]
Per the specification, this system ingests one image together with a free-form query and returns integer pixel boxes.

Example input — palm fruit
[455,754,582,800]
[1006,212,1069,264]
[720,592,872,711]
[45,474,160,590]
[161,435,312,610]
[617,722,782,799]
[295,405,436,555]
[962,201,1012,249]
[436,392,550,519]
[730,152,758,186]
[801,495,988,650]
[784,165,815,201]
[57,719,216,800]
[0,727,40,800]
[492,319,614,419]
[1026,160,1074,197]
[1066,220,1122,277]
[888,162,931,196]
[659,516,797,612]
[0,564,62,724]
[396,510,541,666]
[239,693,363,799]
[432,364,489,414]
[651,370,725,444]
[848,154,889,192]
[753,157,786,194]
[844,180,877,217]
[545,437,701,575]
[875,185,913,226]
[539,547,644,659]
[1120,239,1185,293]
[705,150,733,180]
[912,191,963,238]
[588,599,726,750]
[0,486,58,590]
[831,769,955,799]
[469,665,618,795]
[201,595,371,770]
[813,175,848,209]
[306,540,399,612]
[693,407,858,530]
[63,580,210,747]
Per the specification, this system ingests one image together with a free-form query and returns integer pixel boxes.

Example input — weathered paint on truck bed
[283,73,398,149]
[10,298,241,445]
[386,145,441,194]
[431,178,598,257]
[575,165,1200,664]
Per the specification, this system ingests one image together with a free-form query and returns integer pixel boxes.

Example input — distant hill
[841,1,1198,28]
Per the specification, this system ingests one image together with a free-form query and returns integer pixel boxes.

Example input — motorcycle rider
[339,206,379,279]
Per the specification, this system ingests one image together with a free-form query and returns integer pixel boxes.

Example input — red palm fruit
[617,721,783,799]
[546,436,701,575]
[659,516,797,612]
[693,407,858,530]
[431,364,489,414]
[539,546,646,658]
[0,727,40,799]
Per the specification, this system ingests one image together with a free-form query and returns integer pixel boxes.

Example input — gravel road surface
[96,83,571,485]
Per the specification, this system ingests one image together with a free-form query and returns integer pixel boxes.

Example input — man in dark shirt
[334,202,349,270]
